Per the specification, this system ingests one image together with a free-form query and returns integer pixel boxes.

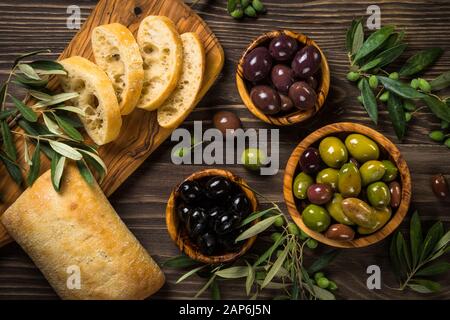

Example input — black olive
[198,232,217,256]
[206,206,225,229]
[217,230,241,252]
[205,176,232,199]
[214,213,240,235]
[177,204,192,223]
[179,180,203,204]
[230,194,251,217]
[187,208,207,237]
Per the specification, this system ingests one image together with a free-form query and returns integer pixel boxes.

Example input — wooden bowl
[283,123,412,248]
[236,30,330,126]
[166,169,258,264]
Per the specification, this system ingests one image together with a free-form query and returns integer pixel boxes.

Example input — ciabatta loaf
[92,23,144,115]
[157,32,205,128]
[136,16,183,111]
[59,56,122,145]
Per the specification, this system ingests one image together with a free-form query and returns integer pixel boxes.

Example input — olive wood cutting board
[0,0,224,247]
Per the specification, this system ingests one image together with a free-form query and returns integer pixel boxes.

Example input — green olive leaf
[408,279,441,293]
[423,95,450,123]
[261,243,289,288]
[29,60,65,71]
[399,48,443,77]
[0,82,7,106]
[13,49,51,67]
[53,113,83,141]
[29,90,52,102]
[359,44,407,72]
[176,265,206,284]
[18,64,41,81]
[10,95,38,122]
[433,231,450,253]
[245,262,255,296]
[253,233,286,267]
[390,232,402,278]
[312,285,335,300]
[396,232,411,274]
[409,211,423,268]
[420,221,444,261]
[235,214,282,242]
[50,154,65,191]
[377,76,425,100]
[211,279,221,300]
[77,160,95,185]
[416,262,450,277]
[1,120,17,161]
[387,93,406,140]
[0,109,16,121]
[215,266,249,279]
[13,74,48,88]
[430,71,450,91]
[27,142,41,186]
[163,255,199,268]
[32,92,79,108]
[194,274,216,298]
[353,26,394,63]
[351,22,364,55]
[361,78,378,124]
[346,19,360,53]
[49,140,82,160]
[307,250,339,275]
[240,206,276,227]
[43,113,62,135]
[0,152,22,185]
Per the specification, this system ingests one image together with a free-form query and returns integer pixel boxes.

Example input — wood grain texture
[166,169,258,264]
[0,0,449,300]
[237,29,330,125]
[0,0,225,246]
[283,122,412,248]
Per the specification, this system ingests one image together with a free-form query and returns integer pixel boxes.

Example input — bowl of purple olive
[166,169,258,264]
[236,30,330,126]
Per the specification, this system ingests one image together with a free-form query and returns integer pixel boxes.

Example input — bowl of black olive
[236,30,330,126]
[166,169,258,264]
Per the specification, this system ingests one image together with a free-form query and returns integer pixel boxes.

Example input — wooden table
[0,0,448,300]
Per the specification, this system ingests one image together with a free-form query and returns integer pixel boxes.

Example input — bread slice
[157,32,205,128]
[136,16,183,111]
[92,23,144,115]
[59,56,122,145]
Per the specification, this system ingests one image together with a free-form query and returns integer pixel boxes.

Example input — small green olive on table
[345,133,380,163]
[241,148,267,171]
[360,160,386,186]
[319,137,348,168]
[338,162,362,197]
[302,204,331,232]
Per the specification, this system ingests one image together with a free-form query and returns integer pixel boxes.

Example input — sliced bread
[157,32,205,128]
[59,56,122,145]
[136,16,183,111]
[92,23,144,115]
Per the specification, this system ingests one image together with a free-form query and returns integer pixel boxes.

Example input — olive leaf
[399,48,443,77]
[307,250,339,274]
[397,232,411,271]
[433,231,450,253]
[43,113,62,135]
[408,279,441,293]
[13,74,48,88]
[0,152,22,184]
[53,113,83,141]
[409,211,423,268]
[215,266,249,279]
[176,265,206,284]
[353,26,394,63]
[346,19,362,53]
[419,221,444,261]
[415,262,450,277]
[312,285,336,300]
[29,60,64,71]
[360,43,407,71]
[78,149,107,173]
[0,109,16,121]
[194,274,216,298]
[387,93,406,140]
[18,64,41,81]
[27,142,41,186]
[430,71,450,91]
[163,255,199,268]
[389,232,402,278]
[1,120,17,160]
[240,206,276,227]
[83,153,106,184]
[10,95,38,122]
[245,261,255,296]
[261,243,289,288]
[253,233,286,267]
[377,76,425,99]
[50,154,65,191]
[33,92,79,108]
[53,106,85,117]
[49,140,82,160]
[23,139,32,166]
[77,160,94,185]
[0,82,7,106]
[235,214,282,242]
[422,96,450,123]
[360,78,378,124]
[351,22,364,55]
[211,280,221,300]
[13,49,51,67]
[29,90,52,102]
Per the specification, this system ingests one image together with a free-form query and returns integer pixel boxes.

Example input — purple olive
[271,64,295,94]
[243,47,273,82]
[279,94,294,112]
[269,34,299,61]
[250,85,281,115]
[307,183,333,205]
[288,81,317,110]
[299,147,321,174]
[291,45,322,78]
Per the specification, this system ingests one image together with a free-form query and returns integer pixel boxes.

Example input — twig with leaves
[0,50,106,190]
[346,20,450,144]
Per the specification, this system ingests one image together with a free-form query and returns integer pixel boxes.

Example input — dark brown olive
[306,76,319,90]
[307,183,333,205]
[288,81,317,110]
[243,47,272,82]
[291,45,322,78]
[271,64,295,94]
[268,34,299,61]
[213,111,242,135]
[299,147,321,174]
[389,181,401,208]
[279,94,294,112]
[325,224,355,241]
[431,174,449,199]
[250,85,281,115]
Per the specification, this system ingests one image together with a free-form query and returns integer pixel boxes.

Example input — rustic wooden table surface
[0,0,449,300]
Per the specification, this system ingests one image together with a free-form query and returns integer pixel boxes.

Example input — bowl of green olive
[283,122,412,248]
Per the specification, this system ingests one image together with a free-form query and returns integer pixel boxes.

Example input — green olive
[367,181,391,208]
[319,137,348,168]
[326,193,355,225]
[341,198,377,228]
[338,163,362,197]
[360,160,386,186]
[381,160,398,182]
[302,204,331,232]
[345,134,380,163]
[316,168,339,190]
[241,148,267,171]
[357,207,392,235]
[293,172,314,199]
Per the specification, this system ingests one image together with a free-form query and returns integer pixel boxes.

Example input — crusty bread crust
[157,32,205,128]
[59,56,122,145]
[136,16,183,111]
[1,165,165,300]
[92,23,144,115]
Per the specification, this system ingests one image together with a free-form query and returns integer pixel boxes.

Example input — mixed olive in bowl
[283,123,411,248]
[236,30,330,126]
[166,169,258,263]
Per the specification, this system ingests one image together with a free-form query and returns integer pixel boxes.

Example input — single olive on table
[176,176,253,256]
[292,133,402,242]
